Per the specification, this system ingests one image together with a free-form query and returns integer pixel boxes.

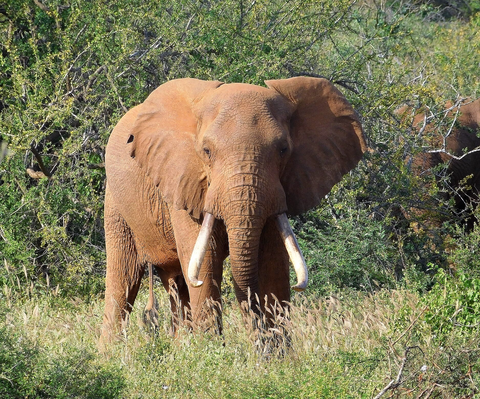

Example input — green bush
[447,221,480,278]
[423,268,480,339]
[0,324,124,398]
[293,206,399,295]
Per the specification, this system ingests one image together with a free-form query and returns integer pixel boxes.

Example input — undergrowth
[1,283,478,398]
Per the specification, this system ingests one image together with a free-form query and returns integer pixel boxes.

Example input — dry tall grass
[1,284,478,398]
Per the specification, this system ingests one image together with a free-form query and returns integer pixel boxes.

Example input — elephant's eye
[280,146,288,156]
[203,147,211,158]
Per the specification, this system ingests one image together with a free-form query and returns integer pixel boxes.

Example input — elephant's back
[105,105,145,208]
[106,105,142,172]
[445,98,480,156]
[459,98,480,130]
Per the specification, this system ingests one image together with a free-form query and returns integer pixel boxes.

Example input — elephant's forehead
[196,83,292,144]
[207,95,284,131]
[200,83,290,120]
[221,82,270,93]
[214,83,277,104]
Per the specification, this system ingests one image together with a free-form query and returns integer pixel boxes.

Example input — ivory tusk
[275,213,308,292]
[187,212,215,287]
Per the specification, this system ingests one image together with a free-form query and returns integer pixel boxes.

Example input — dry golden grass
[1,285,478,398]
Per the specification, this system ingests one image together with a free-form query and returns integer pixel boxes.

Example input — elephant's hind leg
[101,187,145,342]
[156,268,191,335]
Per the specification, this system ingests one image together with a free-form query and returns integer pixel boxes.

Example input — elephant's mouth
[187,212,308,291]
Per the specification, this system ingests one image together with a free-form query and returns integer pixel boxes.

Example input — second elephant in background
[401,98,480,230]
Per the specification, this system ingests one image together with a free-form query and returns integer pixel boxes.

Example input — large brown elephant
[101,77,366,339]
[404,98,480,230]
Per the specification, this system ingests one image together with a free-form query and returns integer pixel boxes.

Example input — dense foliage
[0,1,479,396]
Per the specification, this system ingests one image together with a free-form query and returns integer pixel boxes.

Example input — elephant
[402,98,480,230]
[101,76,366,340]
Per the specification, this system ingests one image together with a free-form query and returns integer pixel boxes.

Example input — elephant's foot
[241,298,292,358]
[190,298,223,335]
[98,308,130,352]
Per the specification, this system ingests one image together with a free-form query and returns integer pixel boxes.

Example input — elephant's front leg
[101,187,145,342]
[258,217,291,325]
[169,208,228,333]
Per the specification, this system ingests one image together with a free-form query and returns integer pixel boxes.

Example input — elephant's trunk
[221,167,268,311]
[187,158,309,305]
[224,213,264,310]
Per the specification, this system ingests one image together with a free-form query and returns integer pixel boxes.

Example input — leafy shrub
[422,268,480,339]
[293,206,399,295]
[0,325,124,398]
[447,221,480,278]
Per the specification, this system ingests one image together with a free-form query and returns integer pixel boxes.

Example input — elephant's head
[127,77,366,307]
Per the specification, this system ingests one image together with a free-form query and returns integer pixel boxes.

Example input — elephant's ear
[265,76,367,215]
[128,78,223,219]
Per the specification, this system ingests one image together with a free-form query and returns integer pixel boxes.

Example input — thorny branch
[428,146,480,161]
[84,65,106,96]
[106,68,128,113]
[419,98,480,161]
[450,307,480,328]
[373,347,422,399]
[29,141,51,179]
[391,306,428,348]
[33,0,51,13]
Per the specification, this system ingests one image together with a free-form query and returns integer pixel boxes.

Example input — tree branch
[105,68,128,113]
[373,347,419,399]
[33,0,51,13]
[29,142,51,179]
[84,65,106,96]
[391,306,428,347]
[427,146,480,161]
